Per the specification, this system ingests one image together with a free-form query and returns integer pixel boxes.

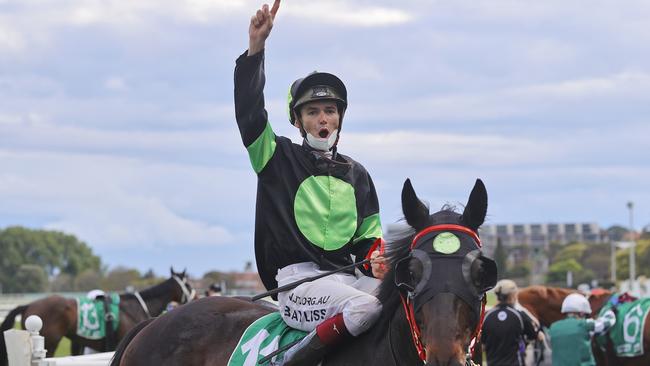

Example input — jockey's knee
[343,295,382,336]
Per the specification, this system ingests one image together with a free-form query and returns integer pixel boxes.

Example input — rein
[172,275,195,304]
[133,291,151,318]
[399,223,486,363]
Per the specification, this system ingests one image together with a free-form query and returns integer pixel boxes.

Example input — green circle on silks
[433,232,461,254]
[294,176,358,251]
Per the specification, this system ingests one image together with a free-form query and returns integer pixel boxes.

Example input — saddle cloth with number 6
[228,312,307,366]
[595,297,650,357]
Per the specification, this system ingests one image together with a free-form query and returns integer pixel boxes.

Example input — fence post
[24,315,47,365]
[3,328,31,366]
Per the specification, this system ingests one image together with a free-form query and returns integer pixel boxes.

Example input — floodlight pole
[627,201,636,285]
[610,241,616,283]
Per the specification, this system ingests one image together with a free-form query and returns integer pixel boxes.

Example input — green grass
[54,337,71,357]
[13,321,71,357]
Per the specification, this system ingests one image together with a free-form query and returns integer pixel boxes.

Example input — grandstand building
[479,222,603,255]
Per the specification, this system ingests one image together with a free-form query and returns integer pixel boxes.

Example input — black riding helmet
[287,71,348,136]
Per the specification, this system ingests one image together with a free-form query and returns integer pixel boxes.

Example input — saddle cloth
[595,296,650,357]
[228,312,307,366]
[76,293,120,339]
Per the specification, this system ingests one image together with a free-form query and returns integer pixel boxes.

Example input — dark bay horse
[0,268,194,364]
[518,285,650,366]
[111,179,497,366]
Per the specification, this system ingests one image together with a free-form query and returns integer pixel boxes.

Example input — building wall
[479,222,603,256]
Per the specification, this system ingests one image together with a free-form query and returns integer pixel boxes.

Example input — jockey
[549,293,616,366]
[234,1,387,365]
[481,279,538,366]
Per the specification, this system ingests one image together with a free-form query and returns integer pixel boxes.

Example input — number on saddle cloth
[595,297,650,358]
[228,312,307,366]
[76,293,120,340]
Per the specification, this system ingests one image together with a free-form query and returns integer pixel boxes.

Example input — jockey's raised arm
[248,0,280,56]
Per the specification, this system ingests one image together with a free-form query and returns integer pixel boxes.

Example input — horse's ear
[461,179,487,231]
[170,267,175,276]
[402,178,430,231]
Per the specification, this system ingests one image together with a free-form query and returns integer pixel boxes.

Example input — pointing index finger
[270,0,280,18]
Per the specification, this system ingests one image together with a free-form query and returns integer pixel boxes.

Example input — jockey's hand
[370,250,387,280]
[248,0,280,56]
[537,330,545,342]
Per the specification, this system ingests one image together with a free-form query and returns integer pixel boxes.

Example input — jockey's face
[294,100,340,139]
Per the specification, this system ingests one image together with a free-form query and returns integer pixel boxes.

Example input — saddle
[227,312,307,366]
[76,293,120,351]
[595,296,650,358]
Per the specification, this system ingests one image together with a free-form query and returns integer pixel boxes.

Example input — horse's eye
[470,260,484,287]
[409,257,424,283]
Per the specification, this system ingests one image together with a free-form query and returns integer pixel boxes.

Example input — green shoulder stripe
[353,213,382,244]
[247,121,277,174]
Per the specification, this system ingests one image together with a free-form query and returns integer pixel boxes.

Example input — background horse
[518,285,650,366]
[0,268,193,365]
[111,179,497,366]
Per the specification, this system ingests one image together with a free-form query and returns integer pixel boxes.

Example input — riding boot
[275,313,350,366]
[276,330,328,366]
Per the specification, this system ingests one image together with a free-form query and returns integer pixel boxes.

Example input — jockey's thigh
[277,263,382,336]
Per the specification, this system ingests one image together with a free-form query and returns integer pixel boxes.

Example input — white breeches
[276,262,382,337]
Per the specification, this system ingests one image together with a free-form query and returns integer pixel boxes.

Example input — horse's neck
[138,280,176,316]
[328,302,421,365]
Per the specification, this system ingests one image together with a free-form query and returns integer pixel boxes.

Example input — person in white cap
[481,279,539,366]
[549,293,616,366]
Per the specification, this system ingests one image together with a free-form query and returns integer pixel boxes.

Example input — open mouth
[318,128,329,138]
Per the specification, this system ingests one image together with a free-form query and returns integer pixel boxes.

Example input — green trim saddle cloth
[596,296,650,357]
[228,312,307,366]
[76,293,120,339]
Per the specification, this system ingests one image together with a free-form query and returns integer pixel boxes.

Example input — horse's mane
[126,275,178,300]
[375,205,458,329]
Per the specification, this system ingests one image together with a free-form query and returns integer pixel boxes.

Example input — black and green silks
[234,50,382,293]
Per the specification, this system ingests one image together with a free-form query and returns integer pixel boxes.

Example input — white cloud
[0,24,24,53]
[352,71,650,122]
[344,130,557,167]
[104,77,127,91]
[0,149,248,249]
[284,1,412,27]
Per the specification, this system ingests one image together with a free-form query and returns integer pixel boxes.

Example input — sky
[1,0,649,278]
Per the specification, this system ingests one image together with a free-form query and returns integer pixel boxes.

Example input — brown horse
[0,268,194,365]
[518,285,650,366]
[110,179,498,366]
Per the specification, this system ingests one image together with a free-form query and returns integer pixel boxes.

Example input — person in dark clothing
[482,279,538,366]
[234,1,387,365]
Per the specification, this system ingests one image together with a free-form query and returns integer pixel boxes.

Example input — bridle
[133,291,151,318]
[172,274,196,304]
[396,223,489,364]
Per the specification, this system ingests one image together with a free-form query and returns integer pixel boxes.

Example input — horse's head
[170,267,196,304]
[382,179,497,366]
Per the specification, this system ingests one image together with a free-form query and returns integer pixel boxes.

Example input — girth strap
[103,295,116,351]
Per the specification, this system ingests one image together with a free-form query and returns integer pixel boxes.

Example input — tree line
[0,226,167,293]
[0,226,256,294]
[493,225,650,288]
